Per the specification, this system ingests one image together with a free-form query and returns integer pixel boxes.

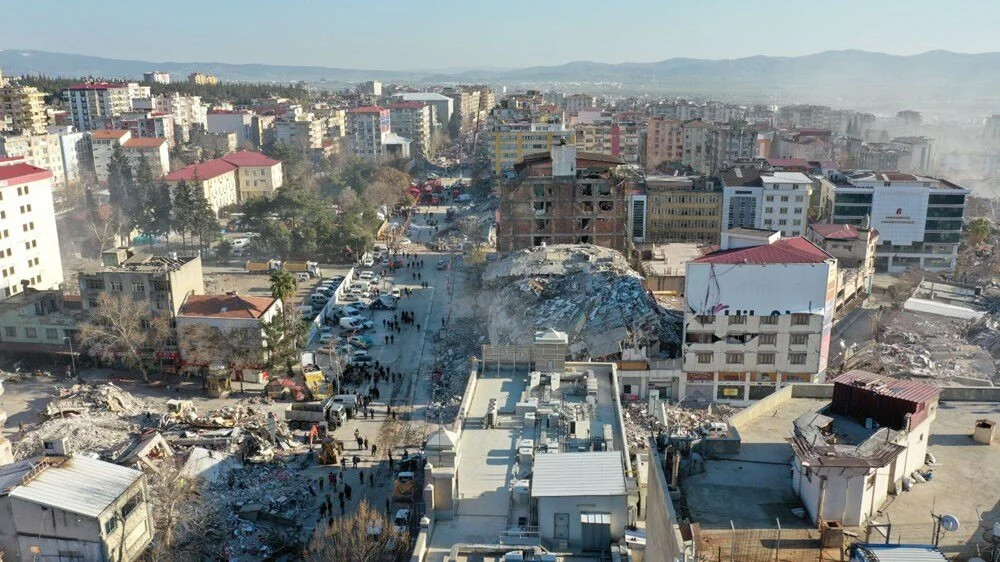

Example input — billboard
[869,185,928,245]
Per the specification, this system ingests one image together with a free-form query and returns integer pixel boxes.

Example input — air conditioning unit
[42,438,71,457]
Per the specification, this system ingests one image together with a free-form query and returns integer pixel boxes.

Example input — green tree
[269,268,297,303]
[106,144,136,245]
[216,239,233,263]
[132,156,157,248]
[968,217,994,246]
[190,196,219,256]
[171,180,196,251]
[149,181,174,249]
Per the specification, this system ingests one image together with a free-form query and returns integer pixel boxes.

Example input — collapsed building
[483,244,681,360]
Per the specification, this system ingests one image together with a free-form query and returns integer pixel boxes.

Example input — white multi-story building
[682,232,837,404]
[162,159,238,213]
[358,80,382,96]
[143,71,170,84]
[826,171,968,272]
[46,125,90,189]
[122,137,170,178]
[0,132,68,190]
[206,110,254,146]
[134,93,207,142]
[90,129,131,184]
[0,163,64,300]
[399,92,453,125]
[681,119,713,174]
[721,169,813,237]
[347,106,390,161]
[273,113,324,149]
[387,102,431,154]
[62,83,133,131]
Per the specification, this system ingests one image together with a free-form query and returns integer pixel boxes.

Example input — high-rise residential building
[358,80,382,96]
[0,82,48,134]
[488,120,574,177]
[645,117,684,170]
[720,168,813,237]
[0,163,64,300]
[187,72,219,85]
[273,113,324,149]
[572,119,641,164]
[46,125,90,192]
[133,93,207,143]
[399,93,453,125]
[711,121,758,171]
[143,71,170,84]
[207,110,254,146]
[642,175,723,244]
[62,83,133,131]
[777,104,831,129]
[562,94,597,112]
[497,144,629,252]
[387,102,431,155]
[121,137,170,178]
[825,171,968,272]
[0,132,68,190]
[347,106,391,161]
[889,136,934,174]
[118,110,175,147]
[682,233,837,403]
[90,129,131,184]
[681,119,713,174]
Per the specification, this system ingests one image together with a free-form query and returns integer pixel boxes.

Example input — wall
[644,439,689,562]
[728,385,794,431]
[536,494,627,550]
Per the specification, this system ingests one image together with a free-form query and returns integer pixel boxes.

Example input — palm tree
[968,217,994,246]
[269,268,297,303]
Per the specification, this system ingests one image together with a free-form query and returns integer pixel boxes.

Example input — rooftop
[179,294,278,319]
[844,172,968,191]
[0,163,52,185]
[86,252,198,275]
[67,82,127,90]
[348,105,386,114]
[765,157,811,169]
[91,129,130,140]
[810,223,877,240]
[387,101,426,109]
[219,150,280,167]
[531,451,627,497]
[163,159,238,181]
[5,455,142,517]
[692,236,833,265]
[400,92,453,102]
[123,137,167,148]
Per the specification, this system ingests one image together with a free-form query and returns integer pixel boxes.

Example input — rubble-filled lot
[622,400,742,449]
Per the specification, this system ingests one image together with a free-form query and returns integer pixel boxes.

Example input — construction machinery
[318,437,345,465]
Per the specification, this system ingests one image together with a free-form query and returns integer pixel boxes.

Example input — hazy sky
[4,0,1000,69]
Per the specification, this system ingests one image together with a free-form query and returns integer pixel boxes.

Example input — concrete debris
[622,400,741,448]
[429,316,483,423]
[483,244,681,360]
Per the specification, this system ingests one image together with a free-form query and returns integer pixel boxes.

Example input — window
[104,517,117,535]
[88,297,99,308]
[24,327,37,338]
[791,314,810,325]
[726,352,744,364]
[3,326,15,338]
[758,333,777,345]
[121,492,143,519]
[110,281,123,292]
[729,315,747,325]
[789,353,807,365]
[696,352,713,364]
[695,315,713,324]
[132,281,145,292]
[765,207,774,213]
[790,333,809,345]
[758,352,775,364]
[795,196,804,202]
[779,207,788,214]
[780,196,789,202]
[765,195,774,202]
[761,315,778,325]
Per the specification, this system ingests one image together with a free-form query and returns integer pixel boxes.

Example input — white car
[359,270,374,280]
[400,238,412,245]
[393,508,411,533]
[390,288,401,298]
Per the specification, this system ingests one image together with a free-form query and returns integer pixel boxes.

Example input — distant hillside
[2,48,999,108]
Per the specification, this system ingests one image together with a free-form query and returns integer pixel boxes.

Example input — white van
[295,305,314,318]
[310,293,329,305]
[295,272,311,283]
[350,281,371,293]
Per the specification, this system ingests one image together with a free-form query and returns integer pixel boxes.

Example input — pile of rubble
[622,400,742,448]
[483,244,679,359]
[430,316,485,423]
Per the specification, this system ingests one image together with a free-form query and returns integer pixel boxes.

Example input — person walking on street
[352,455,360,468]
[363,437,369,449]
[358,469,364,484]
[368,472,374,486]
[371,443,378,457]
[345,483,352,500]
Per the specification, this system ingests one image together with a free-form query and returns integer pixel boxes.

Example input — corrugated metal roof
[9,456,142,517]
[851,543,947,561]
[833,370,942,406]
[531,451,626,498]
[692,237,833,265]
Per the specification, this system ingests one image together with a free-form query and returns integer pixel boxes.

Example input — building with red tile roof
[163,160,238,212]
[220,151,283,200]
[175,294,282,364]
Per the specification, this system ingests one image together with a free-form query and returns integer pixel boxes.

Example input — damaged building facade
[790,371,940,527]
[497,143,630,253]
[807,221,879,311]
[682,233,837,403]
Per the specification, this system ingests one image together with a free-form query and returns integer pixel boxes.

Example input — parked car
[390,288,401,298]
[371,296,397,310]
[351,350,374,365]
[359,270,374,280]
[393,508,411,533]
[436,259,447,270]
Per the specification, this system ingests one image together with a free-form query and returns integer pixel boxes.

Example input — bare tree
[304,500,409,562]
[77,293,168,382]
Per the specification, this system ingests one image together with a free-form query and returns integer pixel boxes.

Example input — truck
[284,261,322,278]
[246,259,281,273]
[284,400,335,430]
[393,471,416,502]
[303,370,335,401]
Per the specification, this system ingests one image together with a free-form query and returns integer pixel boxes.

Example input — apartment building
[188,72,219,85]
[808,221,879,311]
[643,175,722,244]
[175,294,282,364]
[720,168,813,237]
[488,120,575,177]
[122,137,170,178]
[777,104,831,129]
[826,171,968,272]
[273,112,324,149]
[562,93,597,112]
[712,121,758,171]
[133,93,207,142]
[573,119,642,165]
[118,110,175,146]
[682,234,837,403]
[79,248,204,317]
[645,117,684,170]
[143,71,170,84]
[63,82,133,131]
[207,110,254,146]
[347,106,391,161]
[162,158,238,212]
[358,80,382,95]
[46,125,90,190]
[681,119,713,174]
[0,83,48,134]
[0,132,68,190]
[90,129,131,184]
[889,136,934,174]
[387,102,431,154]
[220,150,283,200]
[0,163,64,300]
[497,144,629,252]
[400,92,453,125]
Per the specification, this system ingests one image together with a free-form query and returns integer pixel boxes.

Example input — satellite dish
[939,514,960,532]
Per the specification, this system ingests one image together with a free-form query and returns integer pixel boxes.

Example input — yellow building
[645,175,723,244]
[187,72,219,86]
[489,121,574,177]
[0,84,48,134]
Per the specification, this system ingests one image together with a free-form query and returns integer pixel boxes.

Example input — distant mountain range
[2,48,999,109]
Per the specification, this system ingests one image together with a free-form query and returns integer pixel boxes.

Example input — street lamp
[63,336,77,378]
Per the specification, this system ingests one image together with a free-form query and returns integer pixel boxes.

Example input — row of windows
[688,331,810,345]
[696,351,808,365]
[764,195,805,203]
[2,325,65,340]
[763,207,804,215]
[696,313,811,325]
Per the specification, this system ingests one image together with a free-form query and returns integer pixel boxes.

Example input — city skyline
[3,0,1000,70]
